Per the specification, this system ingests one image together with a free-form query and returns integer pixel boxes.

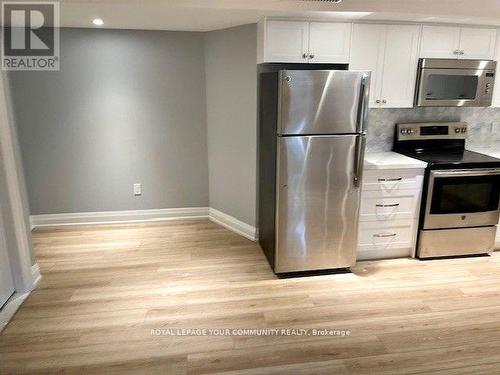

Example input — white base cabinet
[358,168,425,261]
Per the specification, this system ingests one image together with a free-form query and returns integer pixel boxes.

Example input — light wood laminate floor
[2,219,500,374]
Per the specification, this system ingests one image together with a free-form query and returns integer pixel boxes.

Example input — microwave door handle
[353,134,366,188]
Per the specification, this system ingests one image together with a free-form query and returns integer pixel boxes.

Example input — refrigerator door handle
[356,75,370,134]
[353,134,366,188]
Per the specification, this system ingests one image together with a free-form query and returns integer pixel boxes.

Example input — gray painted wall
[8,28,209,215]
[205,24,258,226]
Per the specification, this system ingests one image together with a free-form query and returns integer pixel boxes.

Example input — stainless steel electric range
[394,122,500,258]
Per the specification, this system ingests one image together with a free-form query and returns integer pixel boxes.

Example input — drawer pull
[375,203,400,208]
[378,177,402,182]
[373,233,397,238]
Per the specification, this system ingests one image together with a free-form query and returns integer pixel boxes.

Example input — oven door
[423,169,500,229]
[416,68,487,107]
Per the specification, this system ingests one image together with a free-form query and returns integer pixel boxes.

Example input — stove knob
[455,128,461,133]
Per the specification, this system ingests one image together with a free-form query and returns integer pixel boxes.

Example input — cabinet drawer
[358,220,414,251]
[360,189,421,222]
[363,169,424,192]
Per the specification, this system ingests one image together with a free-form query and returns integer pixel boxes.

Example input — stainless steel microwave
[415,58,496,107]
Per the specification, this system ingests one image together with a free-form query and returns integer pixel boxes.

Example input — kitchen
[257,19,500,271]
[1,1,500,373]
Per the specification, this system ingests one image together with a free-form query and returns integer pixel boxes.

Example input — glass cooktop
[397,149,500,169]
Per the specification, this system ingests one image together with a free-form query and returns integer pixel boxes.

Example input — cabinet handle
[373,233,397,238]
[375,99,381,104]
[309,54,315,59]
[459,50,465,55]
[382,99,387,104]
[375,203,400,208]
[453,49,460,55]
[302,53,308,59]
[378,177,402,182]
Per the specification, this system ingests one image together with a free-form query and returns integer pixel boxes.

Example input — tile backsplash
[366,107,500,152]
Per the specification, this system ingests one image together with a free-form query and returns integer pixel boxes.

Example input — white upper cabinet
[380,25,420,108]
[420,25,496,59]
[420,26,460,58]
[258,19,352,64]
[262,21,309,63]
[350,23,420,108]
[308,22,351,63]
[459,27,497,59]
[350,24,386,108]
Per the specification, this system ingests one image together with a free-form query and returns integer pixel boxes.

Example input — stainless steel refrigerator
[258,69,370,274]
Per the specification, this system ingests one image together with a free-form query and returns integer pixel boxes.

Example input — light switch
[133,183,142,196]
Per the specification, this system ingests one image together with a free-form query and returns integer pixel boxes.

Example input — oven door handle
[431,169,500,178]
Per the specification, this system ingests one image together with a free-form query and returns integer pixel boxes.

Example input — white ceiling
[57,0,500,31]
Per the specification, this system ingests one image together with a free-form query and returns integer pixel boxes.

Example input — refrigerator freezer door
[279,70,369,135]
[276,135,362,273]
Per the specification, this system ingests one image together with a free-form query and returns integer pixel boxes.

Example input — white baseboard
[0,292,29,333]
[31,263,41,287]
[0,266,40,331]
[30,207,258,241]
[30,207,210,228]
[209,208,257,241]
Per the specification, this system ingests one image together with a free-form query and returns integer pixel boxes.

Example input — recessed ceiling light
[92,18,104,26]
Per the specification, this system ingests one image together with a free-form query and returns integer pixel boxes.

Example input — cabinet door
[459,27,497,59]
[309,22,351,63]
[420,25,460,58]
[379,24,420,108]
[265,21,309,63]
[350,23,386,107]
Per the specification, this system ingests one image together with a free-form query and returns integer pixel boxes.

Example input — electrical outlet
[133,183,142,196]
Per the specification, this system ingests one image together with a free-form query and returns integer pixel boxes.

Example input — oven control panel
[397,122,467,141]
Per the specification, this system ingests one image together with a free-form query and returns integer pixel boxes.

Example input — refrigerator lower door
[276,135,362,273]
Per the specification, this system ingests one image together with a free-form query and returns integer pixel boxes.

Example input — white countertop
[364,152,427,170]
[467,146,500,159]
